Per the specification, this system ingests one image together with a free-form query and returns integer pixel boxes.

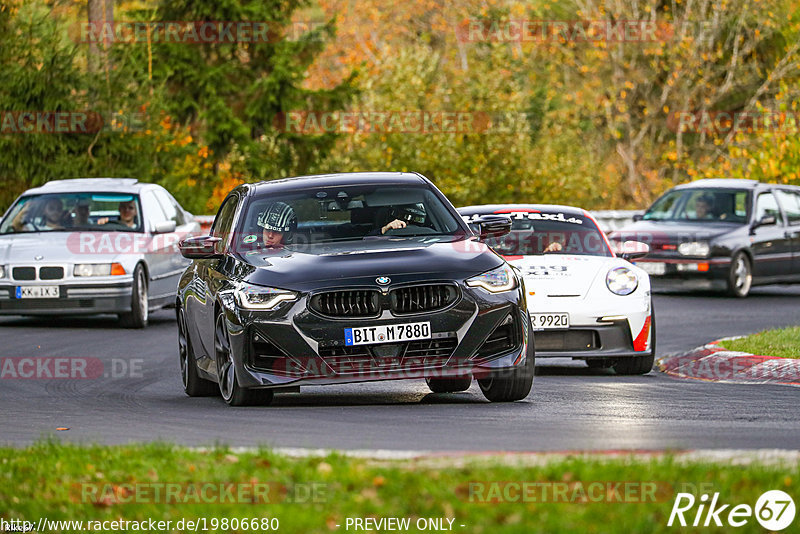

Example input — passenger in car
[11,197,67,232]
[71,199,93,227]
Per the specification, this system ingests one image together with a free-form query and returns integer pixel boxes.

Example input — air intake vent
[536,330,599,351]
[475,314,518,360]
[39,267,64,280]
[389,284,458,314]
[309,290,381,317]
[12,267,36,281]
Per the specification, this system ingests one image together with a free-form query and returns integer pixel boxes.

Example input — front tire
[214,312,273,406]
[478,351,534,402]
[426,376,472,393]
[727,252,752,298]
[118,264,148,328]
[178,307,217,397]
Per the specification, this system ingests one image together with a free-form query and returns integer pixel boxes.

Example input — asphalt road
[2,286,799,451]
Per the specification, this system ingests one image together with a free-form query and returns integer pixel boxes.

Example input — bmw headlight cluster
[235,284,297,310]
[606,267,638,295]
[73,263,126,276]
[466,264,518,293]
[678,241,710,257]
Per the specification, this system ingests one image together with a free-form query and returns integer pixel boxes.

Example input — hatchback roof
[673,179,761,190]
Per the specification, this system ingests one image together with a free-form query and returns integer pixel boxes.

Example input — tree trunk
[87,0,113,74]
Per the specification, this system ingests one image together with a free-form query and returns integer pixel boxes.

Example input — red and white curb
[657,338,800,386]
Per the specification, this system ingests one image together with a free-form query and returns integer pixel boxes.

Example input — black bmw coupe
[176,172,533,406]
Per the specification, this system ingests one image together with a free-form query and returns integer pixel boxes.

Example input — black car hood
[610,220,744,244]
[237,236,503,290]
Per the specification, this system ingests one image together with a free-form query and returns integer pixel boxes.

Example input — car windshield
[235,184,464,249]
[643,188,750,222]
[463,210,613,257]
[0,193,143,234]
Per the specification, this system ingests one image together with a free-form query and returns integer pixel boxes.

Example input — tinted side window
[754,192,781,223]
[211,195,239,251]
[775,190,800,225]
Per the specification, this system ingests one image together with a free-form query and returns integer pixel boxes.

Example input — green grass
[1,442,798,533]
[719,326,800,358]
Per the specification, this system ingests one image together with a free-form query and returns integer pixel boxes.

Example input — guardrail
[194,210,643,236]
[589,210,643,233]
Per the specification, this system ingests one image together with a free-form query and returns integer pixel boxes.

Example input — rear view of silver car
[0,178,199,327]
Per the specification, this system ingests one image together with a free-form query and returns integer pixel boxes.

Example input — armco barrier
[590,210,642,233]
[193,211,641,236]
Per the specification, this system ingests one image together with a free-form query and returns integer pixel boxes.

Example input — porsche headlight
[466,264,518,293]
[235,284,297,310]
[606,266,638,295]
[678,241,710,257]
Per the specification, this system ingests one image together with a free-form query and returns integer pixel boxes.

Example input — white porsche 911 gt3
[458,204,655,375]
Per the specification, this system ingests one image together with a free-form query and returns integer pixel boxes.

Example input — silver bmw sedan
[0,178,200,327]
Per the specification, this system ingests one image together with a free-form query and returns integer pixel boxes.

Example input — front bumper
[534,321,646,359]
[220,282,531,388]
[0,280,133,315]
[527,293,652,359]
[634,258,730,292]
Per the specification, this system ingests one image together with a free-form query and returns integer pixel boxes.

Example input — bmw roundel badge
[376,276,391,285]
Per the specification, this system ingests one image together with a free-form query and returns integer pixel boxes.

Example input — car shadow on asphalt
[266,390,490,407]
[655,284,800,299]
[0,310,175,329]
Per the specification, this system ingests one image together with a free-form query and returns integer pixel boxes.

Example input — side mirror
[472,215,512,240]
[153,220,177,234]
[179,235,222,259]
[632,213,644,222]
[752,214,777,230]
[613,240,650,262]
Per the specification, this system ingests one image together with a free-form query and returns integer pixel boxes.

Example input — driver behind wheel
[378,203,427,234]
[257,201,297,247]
[98,200,139,228]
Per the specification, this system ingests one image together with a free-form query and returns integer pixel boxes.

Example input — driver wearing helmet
[379,204,426,235]
[257,202,297,247]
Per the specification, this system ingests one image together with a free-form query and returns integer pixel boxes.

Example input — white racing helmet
[257,202,297,240]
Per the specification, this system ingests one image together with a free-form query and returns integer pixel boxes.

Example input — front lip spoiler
[238,347,526,388]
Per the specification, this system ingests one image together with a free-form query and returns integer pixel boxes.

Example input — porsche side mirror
[614,240,650,262]
[473,215,512,240]
[179,235,222,259]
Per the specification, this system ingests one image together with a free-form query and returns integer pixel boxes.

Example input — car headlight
[0,265,5,279]
[678,241,710,257]
[73,263,126,276]
[606,266,638,295]
[466,264,518,293]
[235,284,297,310]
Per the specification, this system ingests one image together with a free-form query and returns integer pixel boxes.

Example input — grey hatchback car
[0,178,200,327]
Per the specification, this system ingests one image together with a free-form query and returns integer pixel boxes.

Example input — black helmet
[392,203,426,225]
[257,202,297,235]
